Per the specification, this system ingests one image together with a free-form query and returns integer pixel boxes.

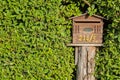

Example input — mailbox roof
[69,13,105,20]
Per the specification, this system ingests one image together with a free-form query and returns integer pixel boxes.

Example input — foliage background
[0,0,120,80]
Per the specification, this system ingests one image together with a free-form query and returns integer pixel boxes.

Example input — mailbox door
[73,22,103,44]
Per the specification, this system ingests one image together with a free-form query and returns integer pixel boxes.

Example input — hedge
[0,0,80,79]
[0,0,120,80]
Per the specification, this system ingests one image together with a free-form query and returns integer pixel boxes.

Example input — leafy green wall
[0,0,120,80]
[0,0,80,79]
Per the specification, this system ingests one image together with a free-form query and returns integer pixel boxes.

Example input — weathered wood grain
[76,46,96,80]
[87,47,96,80]
[76,47,82,80]
[75,47,79,65]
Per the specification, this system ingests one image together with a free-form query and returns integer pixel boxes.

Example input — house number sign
[79,34,96,42]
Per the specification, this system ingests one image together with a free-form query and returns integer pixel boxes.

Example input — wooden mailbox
[69,13,104,45]
[68,13,105,80]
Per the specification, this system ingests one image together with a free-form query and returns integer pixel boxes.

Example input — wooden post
[87,47,96,80]
[76,47,82,80]
[75,47,79,65]
[76,46,96,80]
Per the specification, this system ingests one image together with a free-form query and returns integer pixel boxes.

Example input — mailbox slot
[74,21,100,23]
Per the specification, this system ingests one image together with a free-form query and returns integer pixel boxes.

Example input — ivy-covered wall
[0,0,120,80]
[0,0,80,79]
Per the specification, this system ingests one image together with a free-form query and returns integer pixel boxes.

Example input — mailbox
[70,13,104,44]
[68,13,105,80]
